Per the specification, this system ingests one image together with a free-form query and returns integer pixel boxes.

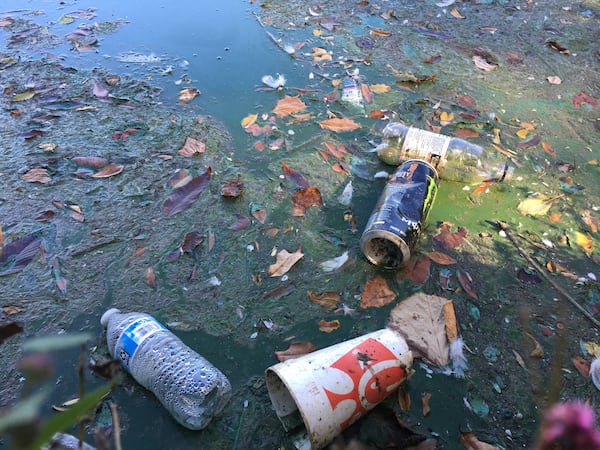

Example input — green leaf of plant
[25,380,117,450]
[22,333,92,353]
[0,388,50,433]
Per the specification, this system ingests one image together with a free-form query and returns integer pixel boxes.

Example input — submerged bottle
[101,308,232,430]
[361,159,438,269]
[376,122,514,183]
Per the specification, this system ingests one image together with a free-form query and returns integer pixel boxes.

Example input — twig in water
[110,403,122,450]
[495,220,600,330]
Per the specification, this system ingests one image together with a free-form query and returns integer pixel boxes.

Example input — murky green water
[1,1,600,449]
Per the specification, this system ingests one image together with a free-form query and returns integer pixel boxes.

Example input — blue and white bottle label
[115,317,166,372]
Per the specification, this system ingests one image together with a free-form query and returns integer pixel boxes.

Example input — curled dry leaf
[178,88,200,102]
[275,342,317,362]
[91,163,124,178]
[221,177,243,197]
[20,168,51,183]
[318,319,340,333]
[179,136,206,157]
[360,276,396,308]
[457,269,478,299]
[308,290,341,308]
[397,385,411,411]
[318,117,361,132]
[291,186,323,216]
[525,332,544,358]
[268,247,304,277]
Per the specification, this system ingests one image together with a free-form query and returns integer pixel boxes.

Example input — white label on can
[115,317,166,372]
[401,127,451,162]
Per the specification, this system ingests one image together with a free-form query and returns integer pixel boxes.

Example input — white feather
[320,251,349,272]
[338,181,353,206]
[450,337,468,378]
[591,357,600,390]
[261,73,286,89]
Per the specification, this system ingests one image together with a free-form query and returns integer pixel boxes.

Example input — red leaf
[457,269,478,299]
[433,223,467,250]
[398,256,430,284]
[162,167,212,217]
[573,91,598,108]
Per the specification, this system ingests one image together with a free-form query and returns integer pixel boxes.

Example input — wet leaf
[282,163,310,188]
[574,231,593,254]
[3,306,25,315]
[241,113,258,128]
[361,83,373,104]
[360,276,396,308]
[272,95,307,118]
[457,269,478,299]
[0,322,24,345]
[275,342,317,362]
[162,166,212,217]
[250,204,267,224]
[525,332,544,358]
[397,385,411,411]
[20,168,51,183]
[308,290,341,308]
[11,90,36,102]
[456,94,476,108]
[91,163,123,178]
[573,91,598,108]
[146,266,156,287]
[517,134,541,149]
[398,256,430,285]
[370,28,392,37]
[178,87,200,102]
[168,169,192,188]
[221,177,243,197]
[370,83,391,94]
[318,117,361,132]
[228,214,251,231]
[459,431,499,450]
[472,55,497,71]
[72,156,108,168]
[291,186,323,216]
[318,319,340,333]
[546,40,570,54]
[268,247,304,277]
[179,136,206,157]
[181,231,204,253]
[450,7,464,18]
[517,194,554,216]
[422,392,432,416]
[432,222,467,250]
[572,356,590,378]
[312,47,332,62]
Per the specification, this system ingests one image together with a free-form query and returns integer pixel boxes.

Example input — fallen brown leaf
[179,136,206,157]
[20,168,51,183]
[318,117,361,133]
[275,342,317,362]
[422,392,432,416]
[318,319,340,333]
[308,291,341,308]
[272,95,307,118]
[360,276,396,308]
[459,431,499,450]
[268,247,304,277]
[291,186,323,216]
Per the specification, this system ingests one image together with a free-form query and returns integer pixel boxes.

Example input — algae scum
[1,1,600,449]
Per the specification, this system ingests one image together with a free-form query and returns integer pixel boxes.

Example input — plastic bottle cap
[100,308,121,327]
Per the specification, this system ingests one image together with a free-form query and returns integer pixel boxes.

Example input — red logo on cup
[322,338,406,429]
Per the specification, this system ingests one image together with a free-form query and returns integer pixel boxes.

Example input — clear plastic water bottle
[376,122,515,183]
[101,308,232,430]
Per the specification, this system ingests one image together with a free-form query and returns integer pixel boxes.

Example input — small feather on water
[450,337,468,378]
[261,73,286,89]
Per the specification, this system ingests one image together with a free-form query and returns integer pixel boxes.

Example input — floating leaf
[459,431,499,450]
[179,136,205,157]
[272,95,307,118]
[432,223,467,250]
[162,167,212,217]
[178,88,200,102]
[92,81,109,98]
[547,75,562,85]
[422,392,432,416]
[250,204,267,224]
[72,156,108,168]
[517,134,541,149]
[398,256,430,285]
[241,113,258,128]
[318,319,340,333]
[318,117,361,133]
[312,47,332,62]
[573,91,598,108]
[20,168,51,183]
[146,266,156,287]
[517,194,554,216]
[425,251,456,265]
[268,247,304,277]
[308,291,341,308]
[11,90,36,102]
[572,356,591,378]
[228,214,251,231]
[472,55,497,71]
[221,177,243,197]
[574,231,593,254]
[275,342,317,362]
[457,269,478,299]
[91,163,123,178]
[282,163,310,188]
[168,169,192,188]
[370,83,391,94]
[360,276,396,308]
[291,186,323,216]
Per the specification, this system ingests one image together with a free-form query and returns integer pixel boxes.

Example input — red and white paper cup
[266,328,413,449]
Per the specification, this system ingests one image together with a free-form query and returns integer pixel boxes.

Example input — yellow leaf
[574,231,593,254]
[12,91,36,102]
[583,341,600,359]
[369,83,391,94]
[450,7,465,19]
[312,29,322,36]
[517,194,554,216]
[318,117,361,133]
[439,111,454,126]
[241,113,258,128]
[516,128,529,139]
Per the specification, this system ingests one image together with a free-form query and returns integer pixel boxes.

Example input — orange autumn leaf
[472,181,496,194]
[360,276,396,308]
[574,231,593,254]
[369,83,391,94]
[450,7,465,18]
[318,319,340,333]
[398,256,430,285]
[179,136,206,157]
[268,247,304,277]
[370,28,392,37]
[319,117,361,133]
[275,342,317,362]
[397,385,411,411]
[272,95,307,118]
[425,251,456,265]
[572,356,590,378]
[241,113,258,128]
[453,128,480,139]
[291,186,323,216]
[541,141,556,156]
[308,291,341,308]
[549,213,562,223]
[459,431,499,450]
[361,83,373,104]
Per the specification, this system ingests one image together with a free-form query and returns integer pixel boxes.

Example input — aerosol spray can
[361,159,438,269]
